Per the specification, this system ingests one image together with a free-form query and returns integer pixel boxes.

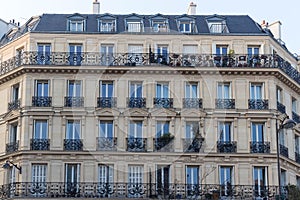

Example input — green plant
[286,184,300,200]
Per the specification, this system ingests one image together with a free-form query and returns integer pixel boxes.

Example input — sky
[1,0,299,55]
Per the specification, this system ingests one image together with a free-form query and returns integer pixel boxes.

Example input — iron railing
[182,98,203,109]
[182,138,204,153]
[64,139,83,151]
[127,97,146,108]
[250,141,270,153]
[97,97,117,108]
[8,99,20,111]
[126,138,147,152]
[215,99,235,109]
[32,96,52,107]
[153,137,174,152]
[30,139,50,151]
[280,144,289,158]
[248,99,269,110]
[0,182,286,199]
[153,98,173,108]
[292,111,300,124]
[64,97,84,107]
[277,101,286,114]
[96,137,117,151]
[217,141,237,153]
[6,141,19,153]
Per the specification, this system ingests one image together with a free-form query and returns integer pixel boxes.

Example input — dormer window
[98,14,117,32]
[206,15,229,33]
[152,21,168,32]
[67,14,86,32]
[179,21,192,33]
[176,15,197,33]
[125,14,144,33]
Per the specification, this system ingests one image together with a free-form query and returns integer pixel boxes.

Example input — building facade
[0,2,300,199]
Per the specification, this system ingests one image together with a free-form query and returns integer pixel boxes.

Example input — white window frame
[33,120,48,139]
[67,80,82,97]
[35,80,49,97]
[217,82,231,99]
[250,83,264,100]
[69,20,84,32]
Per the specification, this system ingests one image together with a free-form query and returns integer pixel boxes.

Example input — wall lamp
[2,160,22,174]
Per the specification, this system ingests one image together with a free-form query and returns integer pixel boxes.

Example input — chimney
[268,21,282,40]
[93,0,100,14]
[187,2,197,15]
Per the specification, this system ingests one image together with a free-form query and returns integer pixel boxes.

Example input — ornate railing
[126,138,147,152]
[153,98,173,108]
[97,97,117,108]
[127,97,146,108]
[64,97,84,107]
[292,111,300,124]
[277,101,286,114]
[32,96,52,107]
[183,138,204,153]
[295,152,300,164]
[8,99,20,111]
[280,144,289,158]
[217,141,237,153]
[153,136,174,152]
[64,139,83,151]
[250,141,270,153]
[30,139,50,151]
[248,99,269,110]
[215,99,235,109]
[0,182,285,199]
[6,141,19,153]
[97,137,117,151]
[182,98,202,108]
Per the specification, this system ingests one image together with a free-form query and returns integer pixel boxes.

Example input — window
[66,120,81,139]
[157,45,168,64]
[37,44,51,65]
[186,166,199,186]
[32,164,47,183]
[130,82,143,98]
[128,165,143,184]
[35,80,49,97]
[250,83,263,99]
[276,87,283,103]
[185,122,198,139]
[127,22,142,32]
[218,122,232,142]
[179,21,192,33]
[129,121,143,138]
[68,80,82,97]
[296,136,300,154]
[156,121,170,137]
[216,45,228,56]
[217,82,231,99]
[9,124,18,144]
[292,97,297,113]
[156,82,169,98]
[280,170,287,187]
[65,164,80,193]
[99,121,113,138]
[219,166,233,196]
[252,123,264,143]
[69,44,82,66]
[185,82,198,98]
[99,164,114,184]
[12,84,19,102]
[253,167,268,197]
[34,120,48,139]
[69,20,84,32]
[152,21,168,32]
[248,46,260,57]
[99,20,116,32]
[156,165,170,196]
[100,45,114,66]
[297,176,300,188]
[100,81,114,98]
[128,45,143,65]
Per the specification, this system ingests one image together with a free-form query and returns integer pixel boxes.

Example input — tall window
[12,84,19,102]
[68,80,82,97]
[98,164,114,184]
[216,45,228,56]
[129,121,143,138]
[218,122,232,142]
[32,164,47,183]
[100,81,114,98]
[276,87,283,103]
[100,45,114,65]
[9,124,18,144]
[250,83,263,100]
[35,80,49,97]
[157,45,168,64]
[66,120,81,140]
[65,164,80,192]
[185,82,198,98]
[185,122,198,139]
[295,135,300,154]
[253,167,268,197]
[219,166,233,196]
[186,166,200,192]
[156,121,170,137]
[128,45,143,65]
[130,82,142,98]
[128,165,143,184]
[251,123,265,143]
[33,120,48,139]
[292,97,297,113]
[37,44,51,65]
[280,170,287,187]
[99,121,113,138]
[69,44,82,66]
[217,82,231,99]
[248,46,259,57]
[156,82,169,98]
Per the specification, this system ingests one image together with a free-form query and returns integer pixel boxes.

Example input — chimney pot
[93,0,100,14]
[187,2,197,15]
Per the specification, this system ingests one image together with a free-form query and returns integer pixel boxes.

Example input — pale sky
[1,0,299,55]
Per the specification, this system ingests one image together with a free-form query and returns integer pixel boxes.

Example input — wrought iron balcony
[64,139,83,151]
[248,99,269,110]
[280,144,289,158]
[97,97,117,108]
[295,152,300,164]
[30,139,50,151]
[153,98,173,108]
[277,101,286,114]
[126,138,147,152]
[6,141,19,153]
[154,135,174,152]
[0,182,284,199]
[215,99,235,109]
[183,138,204,153]
[250,141,270,153]
[217,141,237,153]
[64,96,84,107]
[97,137,117,151]
[8,99,20,111]
[32,96,52,107]
[292,111,300,124]
[183,98,202,109]
[127,97,146,108]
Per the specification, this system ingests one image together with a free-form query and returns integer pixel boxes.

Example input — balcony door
[37,44,51,65]
[69,44,82,66]
[250,83,263,100]
[186,166,200,196]
[66,120,81,140]
[35,80,49,97]
[101,45,114,66]
[251,123,264,143]
[68,81,82,97]
[253,167,268,198]
[65,164,80,196]
[156,165,170,196]
[100,81,114,98]
[130,82,142,98]
[217,82,230,99]
[156,83,169,98]
[218,122,231,142]
[219,166,233,197]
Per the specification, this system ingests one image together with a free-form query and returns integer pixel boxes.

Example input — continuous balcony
[250,141,270,153]
[215,99,235,109]
[182,98,202,109]
[6,141,19,153]
[0,182,284,199]
[97,97,117,108]
[126,138,147,152]
[97,137,117,151]
[64,97,84,107]
[217,141,237,153]
[64,139,83,151]
[280,144,289,158]
[248,99,269,110]
[127,97,146,108]
[8,99,20,111]
[32,96,52,107]
[30,139,50,151]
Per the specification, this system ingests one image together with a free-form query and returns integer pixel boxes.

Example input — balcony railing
[295,152,300,164]
[64,97,84,107]
[292,111,300,124]
[217,141,237,153]
[183,138,204,153]
[280,144,289,158]
[215,99,235,109]
[126,138,147,152]
[153,98,173,108]
[97,137,117,151]
[277,101,286,114]
[30,139,50,151]
[127,97,146,108]
[183,98,202,109]
[250,141,270,153]
[153,136,174,152]
[64,139,83,151]
[6,141,19,153]
[248,99,269,110]
[32,96,52,107]
[0,182,284,199]
[8,99,20,111]
[97,97,117,108]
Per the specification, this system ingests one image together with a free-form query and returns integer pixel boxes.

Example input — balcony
[153,98,173,108]
[6,141,19,153]
[127,97,146,108]
[97,97,117,108]
[183,138,204,153]
[250,141,270,153]
[280,144,289,158]
[97,137,117,151]
[292,111,300,124]
[64,139,83,151]
[217,141,237,153]
[8,99,20,111]
[154,135,174,152]
[30,139,50,151]
[126,138,147,152]
[32,96,52,107]
[295,152,300,164]
[183,98,202,109]
[64,97,84,107]
[215,99,235,109]
[277,101,286,114]
[248,99,269,110]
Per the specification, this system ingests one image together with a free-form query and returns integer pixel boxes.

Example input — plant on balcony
[155,133,174,151]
